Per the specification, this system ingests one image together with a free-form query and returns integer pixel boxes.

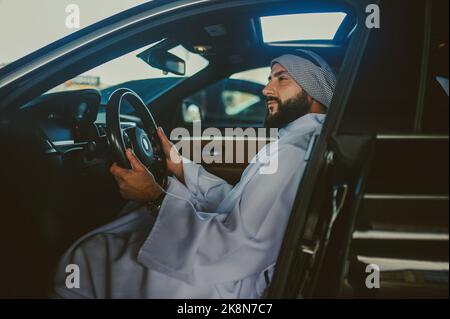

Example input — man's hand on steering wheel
[157,127,185,185]
[110,127,186,202]
[110,148,163,203]
[105,88,189,202]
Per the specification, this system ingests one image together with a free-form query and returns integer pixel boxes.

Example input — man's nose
[262,83,274,97]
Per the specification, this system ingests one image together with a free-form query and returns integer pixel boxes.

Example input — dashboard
[18,89,103,153]
[14,89,140,159]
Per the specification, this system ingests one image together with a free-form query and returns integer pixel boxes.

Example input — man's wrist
[147,191,165,217]
[152,191,166,206]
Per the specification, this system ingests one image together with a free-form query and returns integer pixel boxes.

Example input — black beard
[264,91,311,129]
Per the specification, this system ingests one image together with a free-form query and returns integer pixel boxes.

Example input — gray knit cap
[271,50,336,108]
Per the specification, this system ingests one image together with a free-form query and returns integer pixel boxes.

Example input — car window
[46,42,209,105]
[181,67,270,128]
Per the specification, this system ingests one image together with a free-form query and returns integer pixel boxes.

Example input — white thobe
[53,113,325,299]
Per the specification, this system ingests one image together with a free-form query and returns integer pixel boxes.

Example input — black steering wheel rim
[106,88,168,188]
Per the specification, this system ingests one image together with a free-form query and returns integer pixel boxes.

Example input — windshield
[47,42,209,103]
[0,0,149,66]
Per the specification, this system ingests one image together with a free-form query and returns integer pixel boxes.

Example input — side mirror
[138,49,186,76]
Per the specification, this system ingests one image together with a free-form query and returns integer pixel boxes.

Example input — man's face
[262,63,312,129]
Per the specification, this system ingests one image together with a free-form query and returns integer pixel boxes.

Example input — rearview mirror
[137,49,186,76]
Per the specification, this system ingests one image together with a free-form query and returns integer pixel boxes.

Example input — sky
[0,0,212,88]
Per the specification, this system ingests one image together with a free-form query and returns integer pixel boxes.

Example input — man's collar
[277,113,326,139]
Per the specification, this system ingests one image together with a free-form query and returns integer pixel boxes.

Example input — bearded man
[53,51,336,299]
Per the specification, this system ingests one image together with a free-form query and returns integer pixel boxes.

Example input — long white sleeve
[181,158,233,212]
[138,144,306,286]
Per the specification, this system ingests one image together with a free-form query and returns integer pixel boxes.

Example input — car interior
[0,0,447,299]
[0,0,358,298]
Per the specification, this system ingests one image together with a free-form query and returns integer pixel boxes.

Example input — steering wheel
[105,88,167,188]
